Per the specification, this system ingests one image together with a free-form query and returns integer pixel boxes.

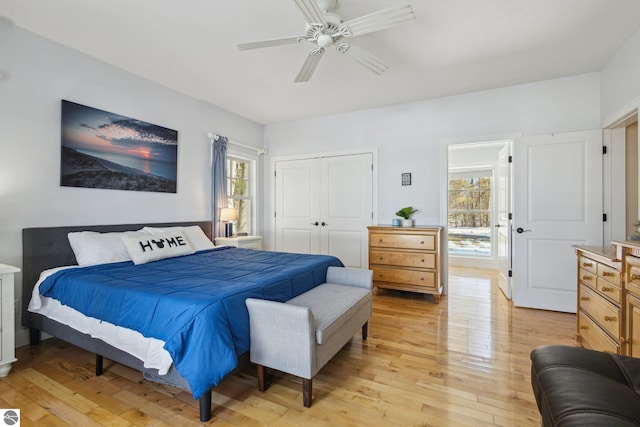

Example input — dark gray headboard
[22,220,212,328]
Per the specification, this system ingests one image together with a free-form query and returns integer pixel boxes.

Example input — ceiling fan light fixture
[317,34,333,48]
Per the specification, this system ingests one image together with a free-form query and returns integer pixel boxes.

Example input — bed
[22,221,343,422]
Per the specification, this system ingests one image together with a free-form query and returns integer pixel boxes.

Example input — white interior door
[274,153,373,268]
[274,158,321,254]
[320,154,373,268]
[513,130,602,312]
[497,143,513,299]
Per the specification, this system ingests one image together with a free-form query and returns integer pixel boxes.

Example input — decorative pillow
[141,225,215,251]
[68,230,147,266]
[122,231,195,265]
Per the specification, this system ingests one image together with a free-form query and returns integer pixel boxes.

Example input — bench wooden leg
[257,364,269,392]
[302,378,312,407]
[362,321,368,340]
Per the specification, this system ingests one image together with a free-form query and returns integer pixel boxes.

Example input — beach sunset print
[60,100,178,193]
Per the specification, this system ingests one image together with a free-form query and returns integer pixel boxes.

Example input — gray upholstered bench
[245,266,373,407]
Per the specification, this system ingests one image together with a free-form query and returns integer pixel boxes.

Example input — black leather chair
[530,345,640,426]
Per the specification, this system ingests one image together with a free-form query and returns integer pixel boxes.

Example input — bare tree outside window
[448,173,492,257]
[227,157,251,235]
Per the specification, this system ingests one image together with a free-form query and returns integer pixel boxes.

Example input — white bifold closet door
[274,153,373,268]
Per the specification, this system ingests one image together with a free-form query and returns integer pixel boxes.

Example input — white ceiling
[2,0,640,125]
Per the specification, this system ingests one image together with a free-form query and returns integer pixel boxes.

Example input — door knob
[516,227,531,233]
[310,221,319,226]
[321,222,328,226]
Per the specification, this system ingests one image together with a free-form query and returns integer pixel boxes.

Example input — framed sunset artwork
[60,100,178,193]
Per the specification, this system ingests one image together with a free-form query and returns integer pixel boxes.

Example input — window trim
[227,149,258,236]
[447,166,495,259]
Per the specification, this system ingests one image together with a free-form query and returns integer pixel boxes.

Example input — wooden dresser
[575,245,622,353]
[367,226,443,303]
[576,241,640,356]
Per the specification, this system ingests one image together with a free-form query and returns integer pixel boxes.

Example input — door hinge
[371,163,373,171]
[603,213,607,222]
[508,270,512,277]
[508,155,513,163]
[508,213,512,220]
[603,146,607,155]
[274,211,277,218]
[274,170,277,177]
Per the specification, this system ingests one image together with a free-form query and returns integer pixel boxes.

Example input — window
[226,155,254,235]
[448,169,493,257]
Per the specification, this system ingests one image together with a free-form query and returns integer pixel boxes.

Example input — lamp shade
[220,208,237,222]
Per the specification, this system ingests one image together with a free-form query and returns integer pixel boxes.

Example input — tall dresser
[367,226,443,303]
[575,245,622,353]
[576,241,640,356]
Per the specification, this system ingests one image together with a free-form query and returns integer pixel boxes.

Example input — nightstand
[0,264,19,377]
[215,236,262,250]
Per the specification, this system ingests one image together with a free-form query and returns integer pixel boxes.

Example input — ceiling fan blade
[294,48,325,82]
[337,43,389,75]
[340,3,415,37]
[290,0,328,26]
[237,36,304,51]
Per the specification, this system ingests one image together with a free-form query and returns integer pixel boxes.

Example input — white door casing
[497,143,513,300]
[513,130,603,312]
[274,153,374,268]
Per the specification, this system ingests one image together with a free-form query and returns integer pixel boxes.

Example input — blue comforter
[38,247,343,399]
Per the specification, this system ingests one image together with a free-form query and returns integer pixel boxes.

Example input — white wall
[601,28,640,122]
[0,22,264,345]
[263,73,601,248]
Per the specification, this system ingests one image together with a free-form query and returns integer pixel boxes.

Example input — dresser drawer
[597,263,620,286]
[369,233,435,250]
[578,310,619,353]
[370,250,435,269]
[627,259,640,296]
[597,277,621,304]
[578,268,596,287]
[579,284,620,339]
[372,267,436,289]
[578,255,597,274]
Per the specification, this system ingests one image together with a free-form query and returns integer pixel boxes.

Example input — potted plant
[395,206,418,227]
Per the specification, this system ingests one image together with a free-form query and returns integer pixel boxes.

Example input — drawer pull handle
[582,276,593,281]
[421,259,425,263]
[378,274,383,277]
[579,325,588,330]
[601,286,612,292]
[580,297,589,301]
[632,274,640,281]
[421,241,424,245]
[604,316,616,322]
[582,262,593,267]
[379,239,383,243]
[420,277,424,281]
[602,272,614,277]
[378,257,383,261]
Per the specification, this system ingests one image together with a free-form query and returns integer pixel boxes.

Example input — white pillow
[68,230,147,266]
[141,225,215,251]
[122,231,195,265]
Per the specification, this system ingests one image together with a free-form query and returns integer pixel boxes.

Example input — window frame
[447,167,495,259]
[226,149,258,236]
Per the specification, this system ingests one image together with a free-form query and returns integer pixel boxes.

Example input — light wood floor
[1,268,576,426]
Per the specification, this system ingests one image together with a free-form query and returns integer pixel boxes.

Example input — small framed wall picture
[402,172,412,186]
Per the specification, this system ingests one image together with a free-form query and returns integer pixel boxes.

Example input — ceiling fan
[237,0,416,82]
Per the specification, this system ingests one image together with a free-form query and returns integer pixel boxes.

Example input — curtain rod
[207,132,267,155]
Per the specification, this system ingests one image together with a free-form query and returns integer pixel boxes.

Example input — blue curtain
[211,135,228,238]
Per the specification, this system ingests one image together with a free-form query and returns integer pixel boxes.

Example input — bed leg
[29,328,41,345]
[362,321,368,340]
[96,355,104,376]
[199,390,212,422]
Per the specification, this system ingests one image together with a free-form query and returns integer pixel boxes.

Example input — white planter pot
[402,219,414,227]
